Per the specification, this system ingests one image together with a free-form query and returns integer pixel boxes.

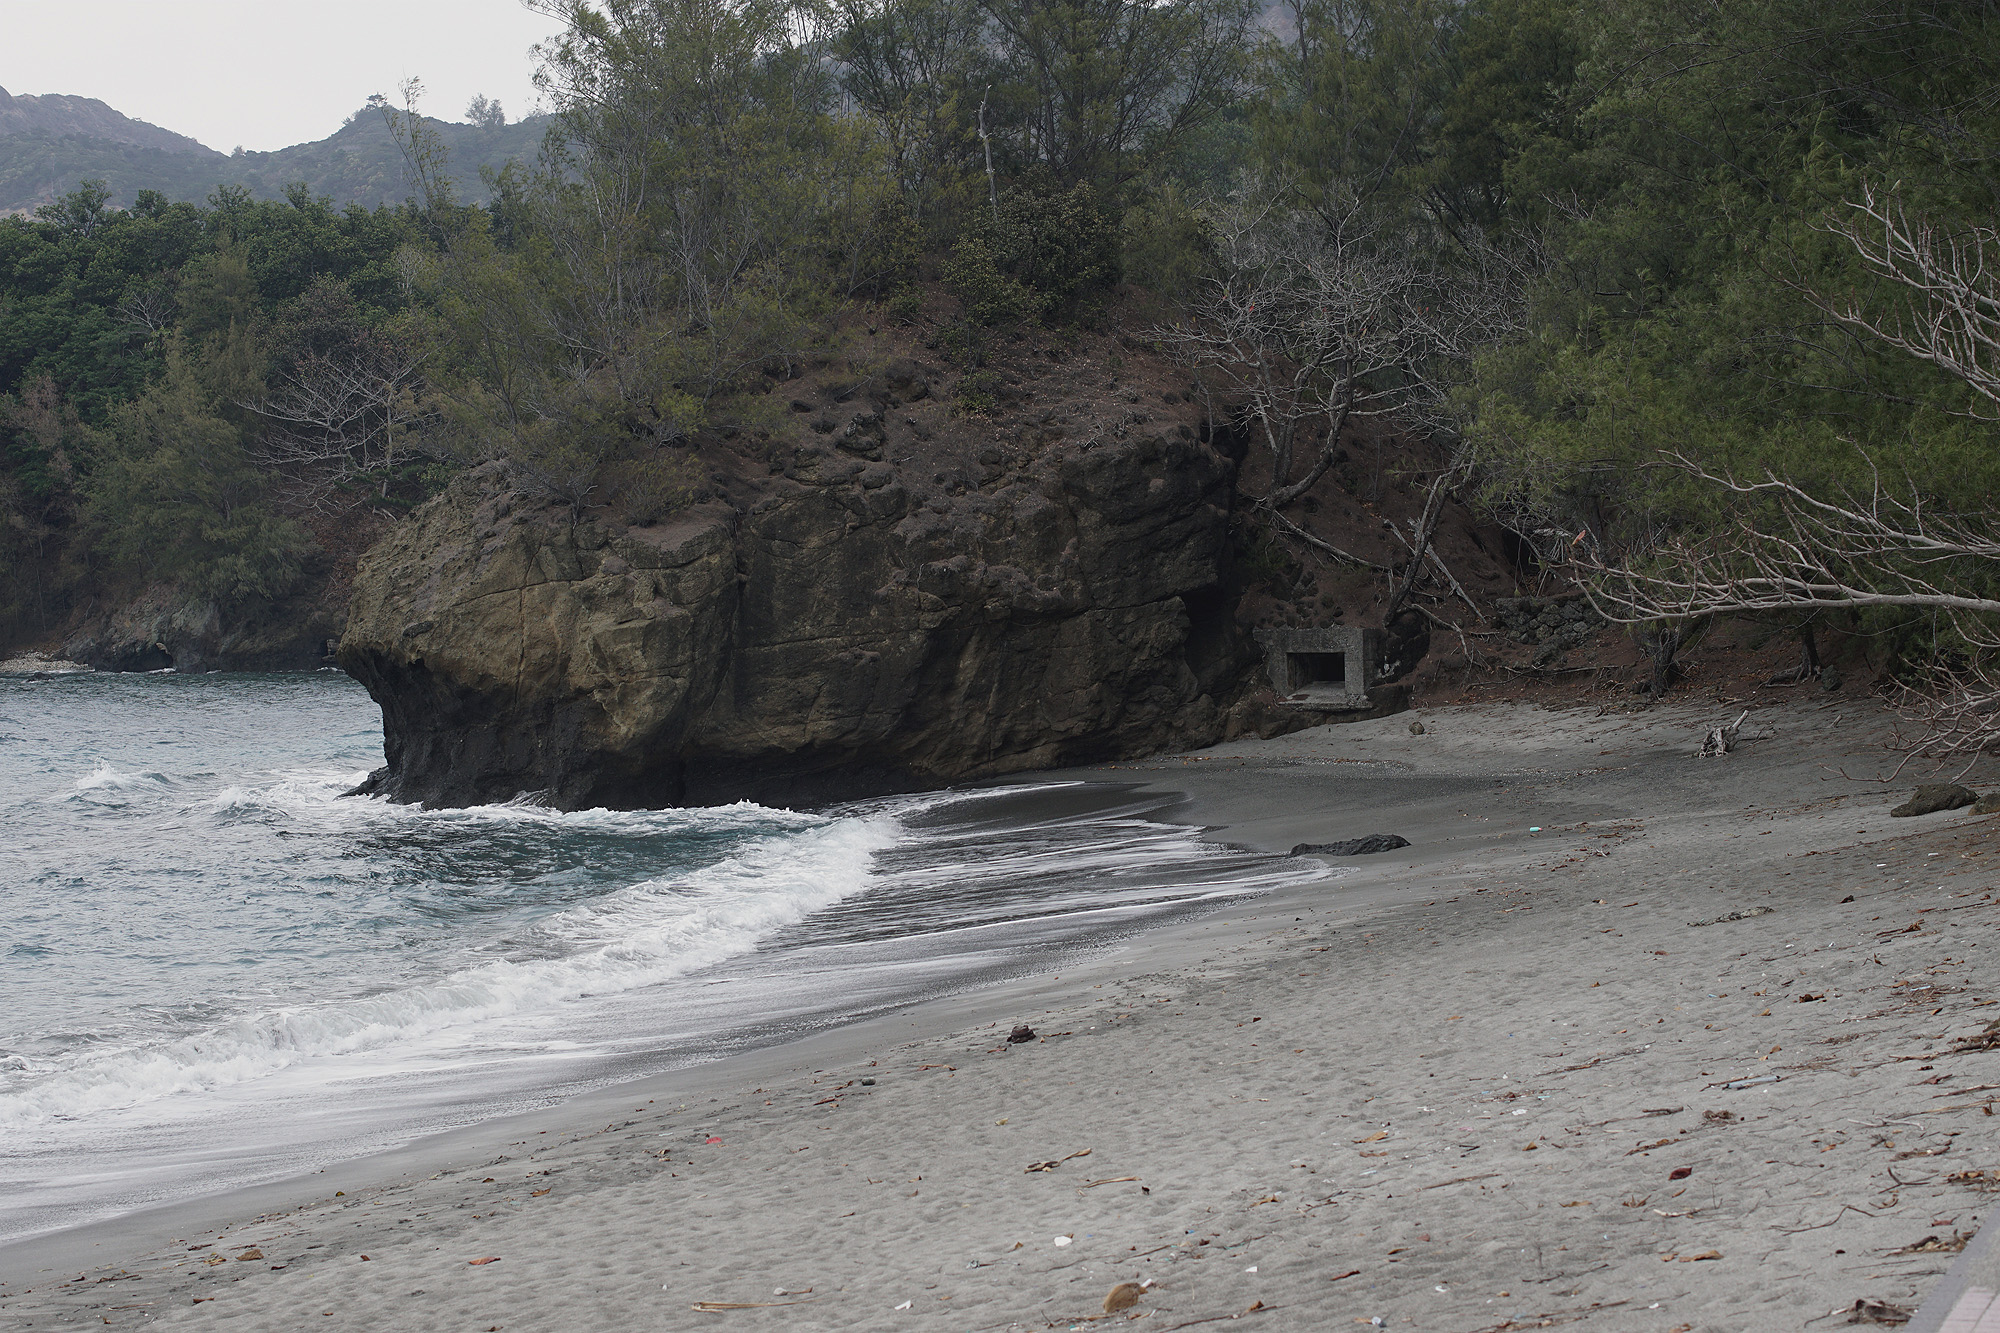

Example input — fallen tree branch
[1261,506,1385,570]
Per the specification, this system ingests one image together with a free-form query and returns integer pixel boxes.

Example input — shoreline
[6,697,1998,1331]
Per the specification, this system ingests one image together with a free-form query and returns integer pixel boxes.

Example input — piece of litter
[894,1300,912,1311]
[1104,1283,1146,1313]
[468,1257,501,1266]
[705,1137,723,1144]
[1245,1266,1257,1272]
[1717,1074,1781,1090]
[1690,906,1775,927]
[1528,826,1541,832]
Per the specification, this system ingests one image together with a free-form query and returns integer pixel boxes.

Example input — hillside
[0,87,546,214]
[0,86,217,157]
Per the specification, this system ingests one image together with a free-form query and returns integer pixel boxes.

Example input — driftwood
[1697,709,1751,758]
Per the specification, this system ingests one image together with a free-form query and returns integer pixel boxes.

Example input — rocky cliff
[338,377,1289,808]
[62,586,341,673]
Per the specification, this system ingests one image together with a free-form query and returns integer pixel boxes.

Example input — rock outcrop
[1890,783,1978,817]
[63,584,341,673]
[1288,834,1411,857]
[340,420,1288,809]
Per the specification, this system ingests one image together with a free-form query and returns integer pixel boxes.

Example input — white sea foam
[0,810,896,1129]
[69,762,169,792]
[206,770,821,838]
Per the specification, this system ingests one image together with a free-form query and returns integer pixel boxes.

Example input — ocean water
[0,670,1320,1246]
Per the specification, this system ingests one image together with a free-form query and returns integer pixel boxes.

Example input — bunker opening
[1288,651,1347,691]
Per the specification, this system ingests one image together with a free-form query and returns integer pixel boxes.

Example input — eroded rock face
[340,428,1274,809]
[64,584,340,673]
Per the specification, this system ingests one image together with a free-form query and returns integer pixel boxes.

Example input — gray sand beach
[5,698,1997,1332]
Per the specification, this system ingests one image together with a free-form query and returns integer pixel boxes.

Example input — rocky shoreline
[338,401,1308,809]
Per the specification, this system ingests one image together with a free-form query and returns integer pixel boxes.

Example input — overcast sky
[0,0,564,152]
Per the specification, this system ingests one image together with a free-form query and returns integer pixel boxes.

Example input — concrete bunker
[1254,626,1377,711]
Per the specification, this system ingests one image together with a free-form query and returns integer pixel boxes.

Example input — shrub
[944,179,1120,326]
[603,451,705,525]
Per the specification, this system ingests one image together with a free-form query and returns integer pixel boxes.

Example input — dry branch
[1814,184,2000,419]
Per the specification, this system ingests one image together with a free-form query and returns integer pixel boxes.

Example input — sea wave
[205,770,825,837]
[68,762,171,793]
[0,811,897,1129]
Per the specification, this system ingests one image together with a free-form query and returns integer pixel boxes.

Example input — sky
[0,0,565,152]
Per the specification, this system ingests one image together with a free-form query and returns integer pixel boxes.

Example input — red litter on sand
[706,1137,723,1144]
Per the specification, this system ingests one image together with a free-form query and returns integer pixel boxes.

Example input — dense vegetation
[4,0,1997,706]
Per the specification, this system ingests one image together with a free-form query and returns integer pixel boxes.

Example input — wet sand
[5,697,1997,1332]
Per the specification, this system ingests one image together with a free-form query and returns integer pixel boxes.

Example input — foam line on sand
[3,698,1996,1332]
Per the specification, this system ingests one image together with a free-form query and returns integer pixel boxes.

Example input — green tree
[82,331,316,607]
[427,0,898,503]
[834,0,989,229]
[979,0,1254,200]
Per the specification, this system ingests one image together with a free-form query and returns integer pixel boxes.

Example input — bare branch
[245,341,437,511]
[1811,184,2000,418]
[1259,505,1384,571]
[1575,449,2000,752]
[1576,452,2000,626]
[1382,469,1457,622]
[1154,179,1525,513]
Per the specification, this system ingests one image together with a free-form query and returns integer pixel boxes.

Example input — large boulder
[340,427,1280,809]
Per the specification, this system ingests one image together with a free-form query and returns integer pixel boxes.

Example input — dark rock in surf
[1289,834,1411,857]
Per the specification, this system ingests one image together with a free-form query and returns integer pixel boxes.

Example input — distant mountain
[0,85,220,158]
[0,87,548,216]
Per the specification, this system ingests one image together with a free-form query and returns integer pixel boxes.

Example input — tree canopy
[3,0,1997,725]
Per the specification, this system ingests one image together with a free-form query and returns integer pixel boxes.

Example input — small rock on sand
[1972,792,2000,816]
[1007,1025,1036,1044]
[1889,784,1977,817]
[1290,834,1411,857]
